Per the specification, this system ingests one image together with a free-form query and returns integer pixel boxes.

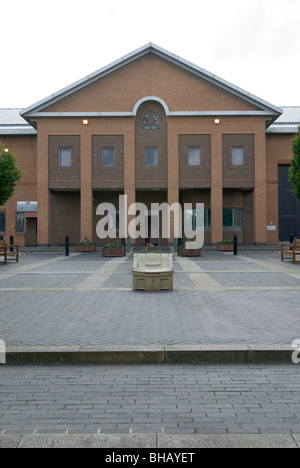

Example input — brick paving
[0,363,300,436]
[1,251,300,442]
[0,250,299,347]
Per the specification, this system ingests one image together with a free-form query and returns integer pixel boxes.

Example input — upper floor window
[102,147,115,167]
[231,146,245,166]
[145,147,158,167]
[0,212,6,233]
[58,148,72,167]
[188,147,202,166]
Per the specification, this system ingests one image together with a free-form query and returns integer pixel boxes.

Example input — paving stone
[158,433,298,448]
[1,251,299,347]
[1,251,300,440]
[18,433,157,448]
[210,272,300,287]
[1,364,300,436]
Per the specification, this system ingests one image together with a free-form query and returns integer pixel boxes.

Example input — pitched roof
[20,43,282,128]
[267,107,300,133]
[0,108,36,135]
[0,108,27,125]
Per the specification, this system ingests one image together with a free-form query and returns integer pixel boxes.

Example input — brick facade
[0,45,298,247]
[48,135,81,190]
[135,101,168,190]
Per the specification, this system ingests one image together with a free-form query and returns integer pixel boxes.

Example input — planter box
[217,243,234,252]
[102,247,125,257]
[76,244,96,252]
[179,246,202,257]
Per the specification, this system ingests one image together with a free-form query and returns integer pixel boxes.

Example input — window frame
[58,147,72,167]
[102,147,115,167]
[145,147,159,167]
[231,146,245,166]
[188,147,202,167]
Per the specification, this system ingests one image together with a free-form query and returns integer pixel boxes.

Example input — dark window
[223,208,242,230]
[0,213,6,233]
[204,208,211,229]
[184,208,211,230]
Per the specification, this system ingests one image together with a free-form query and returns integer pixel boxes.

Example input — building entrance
[26,218,37,246]
[278,165,300,241]
[145,210,160,246]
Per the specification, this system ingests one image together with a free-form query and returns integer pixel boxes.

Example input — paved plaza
[1,249,300,447]
[0,249,299,347]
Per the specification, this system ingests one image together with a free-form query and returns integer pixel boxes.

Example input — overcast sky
[1,0,300,109]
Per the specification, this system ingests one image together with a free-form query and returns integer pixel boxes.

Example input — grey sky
[1,0,300,108]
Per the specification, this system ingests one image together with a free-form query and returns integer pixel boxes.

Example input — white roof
[0,108,36,135]
[0,108,26,125]
[267,107,300,133]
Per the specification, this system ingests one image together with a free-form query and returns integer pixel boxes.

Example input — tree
[0,140,22,206]
[289,126,300,202]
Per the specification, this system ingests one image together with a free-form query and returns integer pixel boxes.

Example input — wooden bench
[281,238,300,264]
[0,240,19,265]
[133,253,173,291]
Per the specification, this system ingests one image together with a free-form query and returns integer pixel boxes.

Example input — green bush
[289,126,300,202]
[0,141,22,206]
[103,241,123,248]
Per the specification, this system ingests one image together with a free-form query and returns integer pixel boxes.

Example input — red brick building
[0,44,299,247]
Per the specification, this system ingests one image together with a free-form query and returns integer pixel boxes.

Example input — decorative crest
[143,111,161,130]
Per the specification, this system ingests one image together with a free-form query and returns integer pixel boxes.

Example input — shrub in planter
[217,240,234,251]
[76,238,96,252]
[102,241,125,257]
[179,242,202,257]
[140,243,161,254]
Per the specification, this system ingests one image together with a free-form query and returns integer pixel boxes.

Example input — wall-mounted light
[214,119,220,124]
[83,119,89,125]
[4,148,9,152]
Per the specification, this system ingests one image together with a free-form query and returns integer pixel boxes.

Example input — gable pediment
[21,43,282,126]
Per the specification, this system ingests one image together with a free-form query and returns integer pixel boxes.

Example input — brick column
[254,124,267,244]
[211,127,223,244]
[167,123,179,243]
[80,131,93,242]
[124,121,136,242]
[37,127,49,246]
